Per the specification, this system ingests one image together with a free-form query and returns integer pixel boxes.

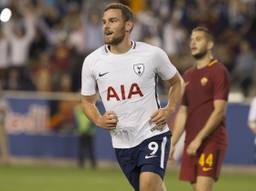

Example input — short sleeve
[81,56,97,96]
[213,66,230,101]
[248,98,256,122]
[154,48,177,80]
[181,73,188,106]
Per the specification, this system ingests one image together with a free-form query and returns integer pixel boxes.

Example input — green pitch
[0,165,255,191]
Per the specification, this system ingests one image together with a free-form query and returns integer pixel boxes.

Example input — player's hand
[150,108,169,131]
[252,128,256,135]
[186,138,202,156]
[97,111,118,130]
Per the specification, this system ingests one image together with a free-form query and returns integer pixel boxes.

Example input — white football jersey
[81,41,177,148]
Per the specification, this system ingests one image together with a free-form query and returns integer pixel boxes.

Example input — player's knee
[195,185,213,191]
[140,179,154,191]
[195,176,214,191]
[140,183,163,191]
[196,188,212,191]
[140,172,163,191]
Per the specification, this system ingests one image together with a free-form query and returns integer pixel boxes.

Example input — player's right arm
[82,95,118,130]
[169,105,187,160]
[81,55,117,130]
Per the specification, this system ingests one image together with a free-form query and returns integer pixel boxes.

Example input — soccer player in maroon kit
[169,26,230,191]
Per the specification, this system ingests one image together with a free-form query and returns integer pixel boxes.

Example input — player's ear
[207,41,214,50]
[125,20,134,33]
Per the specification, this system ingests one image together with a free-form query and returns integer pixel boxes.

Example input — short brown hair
[104,3,134,22]
[192,26,214,41]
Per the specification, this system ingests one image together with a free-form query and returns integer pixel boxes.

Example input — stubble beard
[192,49,208,60]
[104,27,126,46]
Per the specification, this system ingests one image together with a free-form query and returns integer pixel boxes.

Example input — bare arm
[169,105,187,160]
[248,99,256,134]
[81,95,117,130]
[248,121,256,134]
[151,72,184,129]
[165,72,185,114]
[171,105,187,146]
[187,99,227,155]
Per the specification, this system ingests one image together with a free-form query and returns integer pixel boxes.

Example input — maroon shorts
[180,142,226,183]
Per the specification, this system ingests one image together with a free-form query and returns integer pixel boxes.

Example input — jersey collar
[208,59,218,67]
[104,41,136,54]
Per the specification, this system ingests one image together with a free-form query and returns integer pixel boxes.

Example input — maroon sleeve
[181,72,188,106]
[212,65,230,101]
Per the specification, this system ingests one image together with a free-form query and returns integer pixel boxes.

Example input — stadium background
[0,0,256,191]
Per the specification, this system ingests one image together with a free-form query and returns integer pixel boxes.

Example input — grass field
[0,164,255,191]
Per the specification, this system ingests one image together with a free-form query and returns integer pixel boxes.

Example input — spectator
[48,73,75,133]
[67,20,86,91]
[232,40,255,96]
[83,10,103,53]
[4,68,21,90]
[51,35,72,90]
[0,28,9,89]
[33,52,52,92]
[163,12,186,57]
[4,7,35,86]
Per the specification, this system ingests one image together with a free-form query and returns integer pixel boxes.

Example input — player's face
[190,31,209,59]
[102,9,126,45]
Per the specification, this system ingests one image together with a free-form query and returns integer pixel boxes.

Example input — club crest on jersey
[200,77,208,86]
[133,63,145,76]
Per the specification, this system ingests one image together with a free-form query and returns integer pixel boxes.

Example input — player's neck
[108,36,132,54]
[195,53,213,69]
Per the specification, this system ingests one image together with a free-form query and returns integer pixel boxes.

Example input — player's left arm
[187,100,227,155]
[151,72,184,129]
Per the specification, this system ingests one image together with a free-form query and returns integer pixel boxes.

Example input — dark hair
[104,3,134,22]
[192,26,214,41]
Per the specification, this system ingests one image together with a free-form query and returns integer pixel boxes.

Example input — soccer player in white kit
[81,3,184,191]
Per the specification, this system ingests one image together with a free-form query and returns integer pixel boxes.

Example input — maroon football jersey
[182,59,230,147]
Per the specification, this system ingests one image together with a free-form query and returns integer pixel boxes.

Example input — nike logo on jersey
[202,167,212,172]
[99,72,109,77]
[145,155,157,159]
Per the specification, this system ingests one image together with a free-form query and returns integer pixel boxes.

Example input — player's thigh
[195,176,214,191]
[115,147,140,190]
[140,171,165,191]
[139,132,170,178]
[139,132,170,191]
[197,143,226,181]
[180,145,197,183]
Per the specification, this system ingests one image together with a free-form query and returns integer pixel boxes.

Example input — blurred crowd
[0,0,255,97]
